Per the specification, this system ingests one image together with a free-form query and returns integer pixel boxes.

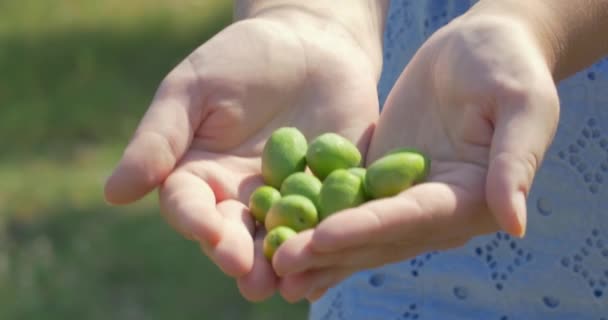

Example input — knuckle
[490,77,532,108]
[494,151,539,195]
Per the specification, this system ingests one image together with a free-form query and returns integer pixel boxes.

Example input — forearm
[234,0,390,77]
[468,0,608,81]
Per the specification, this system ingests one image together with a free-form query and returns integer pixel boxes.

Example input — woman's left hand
[272,9,560,302]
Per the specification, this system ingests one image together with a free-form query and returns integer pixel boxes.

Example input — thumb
[486,86,559,237]
[104,61,205,204]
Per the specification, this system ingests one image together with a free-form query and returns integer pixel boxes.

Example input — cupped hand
[274,14,560,302]
[104,13,380,301]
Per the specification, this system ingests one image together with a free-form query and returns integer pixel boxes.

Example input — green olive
[280,172,322,209]
[262,127,308,188]
[319,169,366,220]
[248,185,282,223]
[263,226,297,260]
[365,150,429,199]
[265,195,319,232]
[306,133,361,180]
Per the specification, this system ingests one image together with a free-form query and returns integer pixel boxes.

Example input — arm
[468,0,608,80]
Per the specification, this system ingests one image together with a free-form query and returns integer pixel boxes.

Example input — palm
[369,21,557,240]
[187,20,379,154]
[158,18,379,299]
[368,28,499,240]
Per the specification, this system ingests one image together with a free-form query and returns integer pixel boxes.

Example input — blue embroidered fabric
[309,1,608,319]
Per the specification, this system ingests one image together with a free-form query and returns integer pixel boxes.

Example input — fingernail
[102,175,117,206]
[306,288,326,303]
[513,191,527,238]
[190,232,202,243]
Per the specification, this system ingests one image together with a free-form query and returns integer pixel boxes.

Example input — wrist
[465,0,608,81]
[234,0,389,78]
[462,1,560,79]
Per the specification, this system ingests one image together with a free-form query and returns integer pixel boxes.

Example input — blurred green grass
[0,1,309,319]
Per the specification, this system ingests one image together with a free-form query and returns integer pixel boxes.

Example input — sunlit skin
[104,0,608,304]
[104,7,382,301]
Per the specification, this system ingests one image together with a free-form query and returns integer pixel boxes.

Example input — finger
[160,171,255,277]
[487,85,559,237]
[105,60,206,204]
[237,227,278,302]
[307,287,328,303]
[159,170,224,246]
[204,199,256,277]
[160,154,261,277]
[311,180,494,253]
[279,268,353,303]
[274,230,391,276]
[273,230,315,276]
[275,227,465,276]
[275,237,399,276]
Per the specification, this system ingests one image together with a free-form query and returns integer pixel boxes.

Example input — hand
[273,13,560,302]
[103,9,382,301]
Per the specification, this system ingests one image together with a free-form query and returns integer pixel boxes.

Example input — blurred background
[0,1,309,319]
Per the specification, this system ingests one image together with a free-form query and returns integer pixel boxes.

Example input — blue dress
[310,1,608,319]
